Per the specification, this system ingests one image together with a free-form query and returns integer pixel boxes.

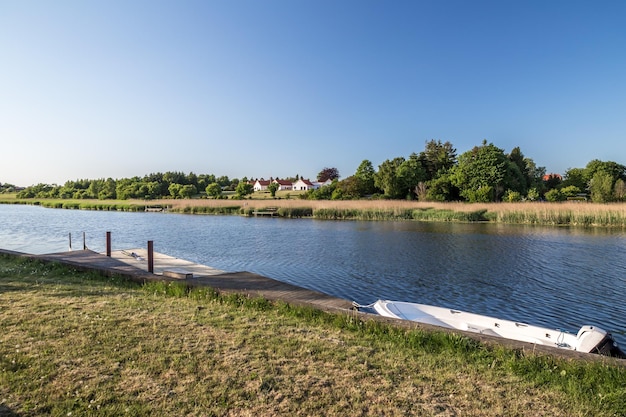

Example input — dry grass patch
[1,257,625,416]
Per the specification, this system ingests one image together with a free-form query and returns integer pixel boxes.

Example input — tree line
[11,139,626,203]
[15,172,240,200]
[303,139,626,203]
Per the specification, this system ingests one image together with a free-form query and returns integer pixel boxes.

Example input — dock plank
[34,249,354,313]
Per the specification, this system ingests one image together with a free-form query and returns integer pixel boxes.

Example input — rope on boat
[351,301,377,310]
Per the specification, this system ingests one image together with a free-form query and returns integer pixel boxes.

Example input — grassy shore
[3,193,626,227]
[1,255,625,416]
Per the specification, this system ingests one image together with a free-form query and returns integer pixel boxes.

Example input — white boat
[356,300,626,358]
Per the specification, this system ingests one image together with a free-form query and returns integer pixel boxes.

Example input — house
[253,179,271,192]
[292,178,316,191]
[272,179,293,191]
[542,173,562,182]
[313,179,333,188]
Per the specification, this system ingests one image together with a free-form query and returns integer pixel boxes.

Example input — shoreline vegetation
[1,254,625,416]
[3,194,626,227]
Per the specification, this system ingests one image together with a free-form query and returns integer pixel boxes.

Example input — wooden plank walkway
[34,249,355,314]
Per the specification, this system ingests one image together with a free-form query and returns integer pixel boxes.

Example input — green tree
[524,159,546,196]
[179,184,197,199]
[302,181,336,200]
[235,182,254,198]
[589,171,614,203]
[216,176,231,188]
[267,182,279,197]
[197,174,216,192]
[585,160,626,183]
[424,174,458,201]
[98,178,117,199]
[397,153,426,199]
[614,179,626,201]
[115,177,146,200]
[333,176,361,199]
[374,157,406,198]
[418,140,457,181]
[450,141,509,202]
[561,185,581,199]
[205,183,222,199]
[527,188,540,201]
[0,182,16,193]
[562,168,586,191]
[544,188,564,202]
[354,160,376,196]
[503,190,522,202]
[507,147,530,195]
[163,171,187,186]
[168,183,183,199]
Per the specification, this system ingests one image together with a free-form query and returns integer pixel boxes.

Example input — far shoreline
[2,195,626,228]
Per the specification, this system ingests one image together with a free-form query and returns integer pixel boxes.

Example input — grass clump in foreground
[1,255,625,416]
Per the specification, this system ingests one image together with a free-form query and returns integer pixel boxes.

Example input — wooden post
[83,232,87,250]
[69,233,72,251]
[147,240,154,273]
[106,231,111,257]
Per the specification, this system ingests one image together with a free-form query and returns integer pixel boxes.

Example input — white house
[313,179,333,188]
[273,179,293,191]
[253,179,271,192]
[292,178,315,191]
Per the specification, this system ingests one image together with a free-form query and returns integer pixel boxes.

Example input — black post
[83,232,87,250]
[147,240,154,273]
[106,231,111,257]
[69,233,72,251]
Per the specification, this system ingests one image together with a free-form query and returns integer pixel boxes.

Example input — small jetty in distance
[145,205,167,212]
[252,206,278,217]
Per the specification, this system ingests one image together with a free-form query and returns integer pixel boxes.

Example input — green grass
[0,198,149,212]
[1,254,625,416]
[169,205,242,215]
[311,207,489,222]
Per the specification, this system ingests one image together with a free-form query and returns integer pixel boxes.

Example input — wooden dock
[252,207,278,217]
[2,248,624,363]
[32,249,354,314]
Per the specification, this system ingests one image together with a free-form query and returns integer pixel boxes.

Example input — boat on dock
[355,299,626,358]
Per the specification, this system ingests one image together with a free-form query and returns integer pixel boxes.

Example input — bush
[544,189,564,202]
[503,190,522,202]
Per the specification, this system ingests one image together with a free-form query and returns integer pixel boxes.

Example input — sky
[1,0,626,187]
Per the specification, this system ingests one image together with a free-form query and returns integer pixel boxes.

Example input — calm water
[1,204,625,346]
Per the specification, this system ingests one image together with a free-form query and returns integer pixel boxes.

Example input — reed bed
[160,199,626,226]
[4,197,626,227]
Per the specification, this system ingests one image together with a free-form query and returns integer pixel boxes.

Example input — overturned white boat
[356,300,626,358]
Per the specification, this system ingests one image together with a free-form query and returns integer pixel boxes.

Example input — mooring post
[69,233,72,251]
[106,231,111,257]
[147,240,154,273]
[83,232,86,250]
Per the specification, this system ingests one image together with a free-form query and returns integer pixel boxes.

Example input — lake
[1,203,625,347]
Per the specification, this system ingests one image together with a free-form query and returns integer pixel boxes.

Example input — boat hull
[371,300,626,358]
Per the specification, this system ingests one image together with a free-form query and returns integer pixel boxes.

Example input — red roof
[542,173,562,181]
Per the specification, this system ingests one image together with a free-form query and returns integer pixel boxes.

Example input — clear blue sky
[2,0,625,187]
